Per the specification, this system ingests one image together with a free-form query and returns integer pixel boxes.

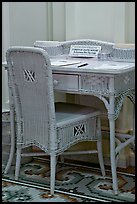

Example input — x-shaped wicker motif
[24,69,35,82]
[74,124,85,136]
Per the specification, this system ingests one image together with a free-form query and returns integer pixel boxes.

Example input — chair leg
[4,146,14,174]
[97,117,105,177]
[15,145,22,180]
[50,154,56,195]
[4,105,15,174]
[97,140,105,177]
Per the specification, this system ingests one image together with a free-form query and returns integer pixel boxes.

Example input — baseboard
[2,99,10,112]
[2,108,10,113]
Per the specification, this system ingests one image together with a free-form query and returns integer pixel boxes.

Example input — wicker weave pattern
[34,39,135,63]
[34,41,63,56]
[127,89,135,104]
[114,71,135,96]
[114,89,135,120]
[80,74,109,96]
[56,117,97,154]
[61,39,114,55]
[112,47,135,62]
[5,46,105,195]
[34,39,114,56]
[6,47,56,153]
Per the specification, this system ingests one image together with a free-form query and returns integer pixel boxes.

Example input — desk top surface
[50,55,135,75]
[2,54,135,75]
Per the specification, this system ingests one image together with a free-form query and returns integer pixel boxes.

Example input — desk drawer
[53,74,79,91]
[80,75,109,95]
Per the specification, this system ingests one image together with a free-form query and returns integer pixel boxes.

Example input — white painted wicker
[4,46,105,195]
[34,39,135,62]
[61,39,114,55]
[34,41,63,56]
[112,47,135,62]
[34,39,114,57]
[33,39,135,195]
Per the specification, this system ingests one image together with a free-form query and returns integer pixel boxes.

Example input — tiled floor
[3,158,135,202]
[2,179,94,202]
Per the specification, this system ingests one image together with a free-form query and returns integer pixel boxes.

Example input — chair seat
[55,102,100,127]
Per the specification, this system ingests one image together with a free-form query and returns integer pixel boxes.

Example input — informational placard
[69,45,101,58]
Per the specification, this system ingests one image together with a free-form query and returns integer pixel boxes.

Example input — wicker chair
[4,46,105,195]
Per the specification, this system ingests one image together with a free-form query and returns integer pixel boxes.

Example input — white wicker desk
[51,56,135,195]
[2,51,135,195]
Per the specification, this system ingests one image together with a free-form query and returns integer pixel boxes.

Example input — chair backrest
[6,47,57,153]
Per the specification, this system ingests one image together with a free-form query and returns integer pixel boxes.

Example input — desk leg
[108,92,118,195]
[108,117,118,194]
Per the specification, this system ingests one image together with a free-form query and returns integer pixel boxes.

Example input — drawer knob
[53,79,59,86]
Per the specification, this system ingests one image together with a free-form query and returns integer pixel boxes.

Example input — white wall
[65,2,135,43]
[52,2,66,41]
[9,2,48,46]
[125,2,135,43]
[66,2,115,41]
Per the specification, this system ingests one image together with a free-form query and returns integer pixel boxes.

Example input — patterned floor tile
[3,158,135,202]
